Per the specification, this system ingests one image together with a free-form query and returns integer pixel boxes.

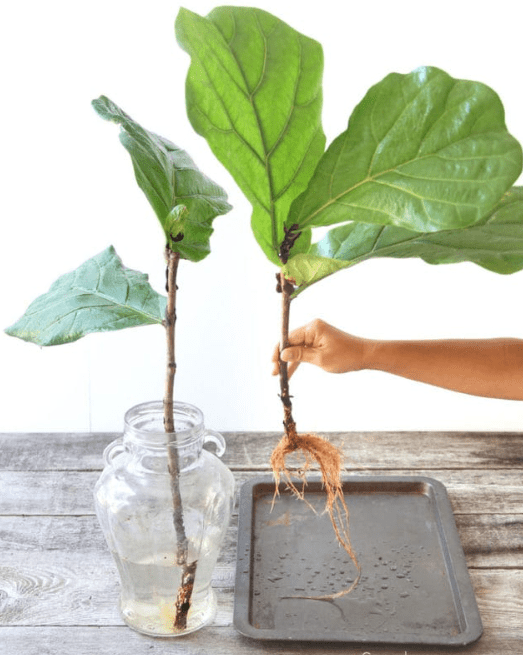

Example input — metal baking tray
[233,476,482,647]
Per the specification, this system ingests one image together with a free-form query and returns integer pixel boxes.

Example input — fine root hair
[270,429,361,599]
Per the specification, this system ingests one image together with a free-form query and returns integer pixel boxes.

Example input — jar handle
[103,437,125,466]
[203,429,226,458]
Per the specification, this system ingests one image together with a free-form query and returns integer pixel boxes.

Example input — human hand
[272,319,369,378]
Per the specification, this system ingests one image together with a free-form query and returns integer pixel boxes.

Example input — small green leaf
[165,204,188,247]
[92,96,232,262]
[282,253,348,288]
[5,246,166,346]
[289,67,522,233]
[176,6,324,264]
[285,187,523,294]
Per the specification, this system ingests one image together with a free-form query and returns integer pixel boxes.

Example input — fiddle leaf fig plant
[5,97,232,629]
[176,4,523,594]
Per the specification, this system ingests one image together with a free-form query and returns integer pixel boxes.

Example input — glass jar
[93,401,235,637]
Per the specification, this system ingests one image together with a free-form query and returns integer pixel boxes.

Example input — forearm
[364,338,523,401]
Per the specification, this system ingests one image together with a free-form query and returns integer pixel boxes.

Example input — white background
[1,0,523,434]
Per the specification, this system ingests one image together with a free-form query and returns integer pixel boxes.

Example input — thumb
[281,345,316,365]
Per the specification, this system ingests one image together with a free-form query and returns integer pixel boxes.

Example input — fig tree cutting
[175,5,523,593]
[5,97,232,629]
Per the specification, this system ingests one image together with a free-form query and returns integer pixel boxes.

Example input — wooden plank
[473,569,523,633]
[222,431,523,471]
[456,514,523,568]
[0,564,521,635]
[0,554,232,627]
[0,625,520,655]
[0,516,239,568]
[1,548,522,630]
[0,432,115,471]
[0,471,98,515]
[1,514,522,571]
[1,515,522,628]
[1,431,522,471]
[1,469,522,516]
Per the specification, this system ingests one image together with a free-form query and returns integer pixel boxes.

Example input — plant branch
[163,247,196,631]
[279,270,297,445]
[164,247,180,433]
[277,224,302,445]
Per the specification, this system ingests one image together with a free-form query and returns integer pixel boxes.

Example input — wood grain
[1,431,522,470]
[1,513,522,571]
[1,469,521,516]
[0,625,520,655]
[1,552,522,629]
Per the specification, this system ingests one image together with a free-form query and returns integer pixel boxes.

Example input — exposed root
[270,427,361,600]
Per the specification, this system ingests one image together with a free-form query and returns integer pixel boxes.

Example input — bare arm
[272,319,523,401]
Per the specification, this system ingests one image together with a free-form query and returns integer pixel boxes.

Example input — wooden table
[0,431,521,654]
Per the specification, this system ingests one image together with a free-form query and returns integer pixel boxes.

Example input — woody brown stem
[164,247,196,631]
[164,248,179,433]
[279,270,297,446]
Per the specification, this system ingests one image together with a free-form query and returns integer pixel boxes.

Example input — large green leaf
[92,96,232,261]
[175,6,325,264]
[284,187,523,293]
[5,246,166,346]
[288,67,522,233]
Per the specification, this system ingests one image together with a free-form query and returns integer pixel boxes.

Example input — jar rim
[123,400,204,446]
